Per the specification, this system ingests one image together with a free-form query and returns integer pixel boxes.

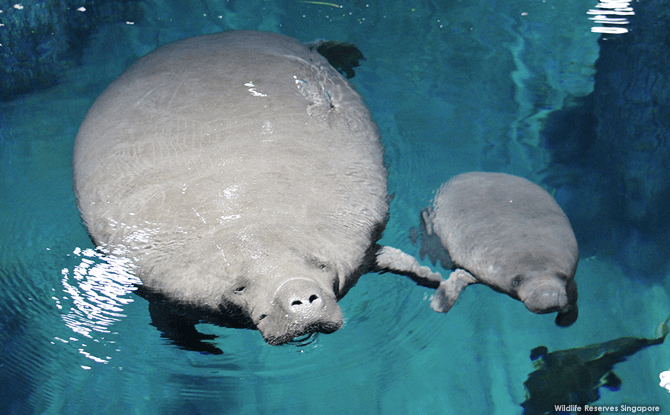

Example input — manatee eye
[306,255,330,272]
[233,286,246,295]
[512,275,523,287]
[556,272,568,281]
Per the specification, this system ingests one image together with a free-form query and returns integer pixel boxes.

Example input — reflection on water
[53,247,141,366]
[588,0,635,34]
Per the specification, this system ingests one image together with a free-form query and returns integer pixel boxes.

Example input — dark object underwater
[310,40,365,79]
[521,316,670,415]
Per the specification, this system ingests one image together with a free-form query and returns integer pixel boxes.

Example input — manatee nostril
[290,295,320,309]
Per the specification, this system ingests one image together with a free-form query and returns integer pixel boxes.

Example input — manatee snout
[523,281,569,314]
[255,277,343,345]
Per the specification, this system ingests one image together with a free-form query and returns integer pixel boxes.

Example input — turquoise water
[1,1,669,414]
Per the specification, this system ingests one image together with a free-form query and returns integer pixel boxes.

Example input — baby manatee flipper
[555,304,578,327]
[309,40,365,79]
[555,279,579,327]
[430,270,477,312]
[375,245,443,289]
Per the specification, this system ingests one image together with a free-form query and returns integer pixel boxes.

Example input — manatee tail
[656,315,670,340]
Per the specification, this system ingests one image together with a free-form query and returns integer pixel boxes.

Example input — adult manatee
[418,172,579,326]
[73,30,440,352]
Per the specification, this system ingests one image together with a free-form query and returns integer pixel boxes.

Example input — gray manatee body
[73,30,440,350]
[420,172,579,326]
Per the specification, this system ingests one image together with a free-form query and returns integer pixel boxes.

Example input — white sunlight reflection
[53,247,142,363]
[588,0,634,34]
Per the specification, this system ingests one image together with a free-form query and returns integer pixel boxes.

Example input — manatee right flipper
[430,270,477,313]
[309,40,365,79]
[375,245,443,288]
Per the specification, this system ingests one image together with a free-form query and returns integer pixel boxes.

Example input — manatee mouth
[259,318,343,346]
[523,282,569,314]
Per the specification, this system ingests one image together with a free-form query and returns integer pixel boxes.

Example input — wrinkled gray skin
[419,172,579,327]
[73,31,440,350]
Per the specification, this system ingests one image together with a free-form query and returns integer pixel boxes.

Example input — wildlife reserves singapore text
[555,404,661,413]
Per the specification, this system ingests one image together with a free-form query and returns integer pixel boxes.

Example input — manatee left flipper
[137,286,223,355]
[147,301,223,355]
[375,245,443,289]
[431,270,477,313]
